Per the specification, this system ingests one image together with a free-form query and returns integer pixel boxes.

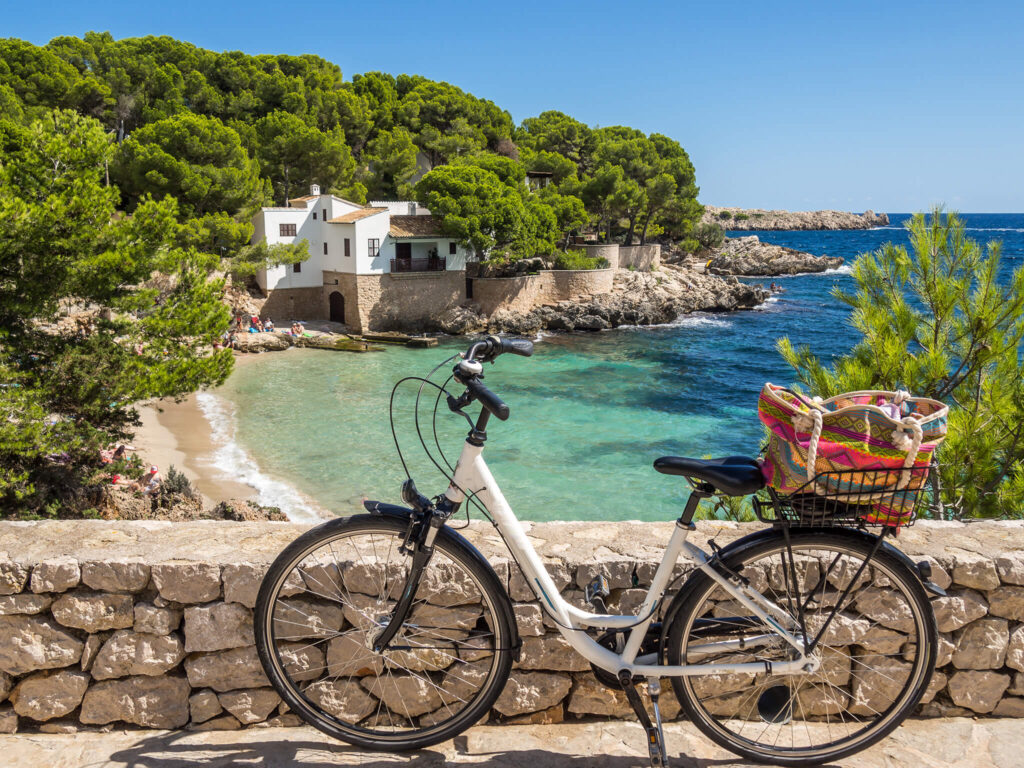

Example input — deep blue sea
[206,213,1024,521]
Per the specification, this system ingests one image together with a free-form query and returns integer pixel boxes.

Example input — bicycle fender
[656,526,939,662]
[362,500,522,660]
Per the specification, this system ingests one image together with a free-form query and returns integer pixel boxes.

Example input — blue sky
[7,1,1024,211]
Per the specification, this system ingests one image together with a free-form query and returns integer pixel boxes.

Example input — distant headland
[702,206,889,230]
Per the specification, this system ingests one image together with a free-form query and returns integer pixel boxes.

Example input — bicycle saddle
[653,455,765,496]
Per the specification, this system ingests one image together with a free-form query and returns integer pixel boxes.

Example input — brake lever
[446,391,476,428]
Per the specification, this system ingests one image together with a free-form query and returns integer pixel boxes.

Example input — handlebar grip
[465,377,510,421]
[499,337,534,357]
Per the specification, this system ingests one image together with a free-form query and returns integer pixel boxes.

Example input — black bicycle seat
[653,455,765,496]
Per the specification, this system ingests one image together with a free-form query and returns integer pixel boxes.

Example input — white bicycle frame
[443,440,817,680]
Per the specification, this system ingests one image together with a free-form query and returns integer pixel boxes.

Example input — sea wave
[754,264,852,278]
[194,392,324,523]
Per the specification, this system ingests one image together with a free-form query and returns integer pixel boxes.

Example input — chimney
[310,183,321,196]
[408,202,417,215]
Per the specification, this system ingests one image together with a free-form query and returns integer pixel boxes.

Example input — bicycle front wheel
[665,529,936,766]
[254,514,514,750]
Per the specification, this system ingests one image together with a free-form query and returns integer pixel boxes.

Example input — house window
[323,242,328,255]
[279,223,296,237]
[344,238,351,257]
[368,238,380,257]
[449,241,457,255]
[294,261,302,273]
[324,208,329,220]
[313,212,317,220]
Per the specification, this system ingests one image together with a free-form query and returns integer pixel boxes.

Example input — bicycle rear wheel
[254,514,514,750]
[665,529,936,766]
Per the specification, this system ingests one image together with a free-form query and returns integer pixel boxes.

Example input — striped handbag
[757,384,948,526]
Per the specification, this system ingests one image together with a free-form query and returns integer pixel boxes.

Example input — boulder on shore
[707,236,844,276]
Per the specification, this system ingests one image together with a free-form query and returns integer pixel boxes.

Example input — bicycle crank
[618,671,670,768]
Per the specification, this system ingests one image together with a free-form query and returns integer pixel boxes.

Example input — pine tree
[778,208,1024,518]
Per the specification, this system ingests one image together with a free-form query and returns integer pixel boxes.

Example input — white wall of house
[368,200,432,216]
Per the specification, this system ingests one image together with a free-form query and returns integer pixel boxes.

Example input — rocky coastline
[702,205,889,230]
[436,265,768,335]
[706,236,844,276]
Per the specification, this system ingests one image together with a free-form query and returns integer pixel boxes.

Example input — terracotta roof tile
[390,215,441,238]
[328,208,388,223]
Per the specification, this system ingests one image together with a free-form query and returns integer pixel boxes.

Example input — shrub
[680,237,700,255]
[159,465,198,503]
[552,250,609,270]
[733,212,750,221]
[717,210,733,220]
[693,222,725,250]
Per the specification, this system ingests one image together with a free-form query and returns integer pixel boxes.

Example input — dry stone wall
[0,520,1020,734]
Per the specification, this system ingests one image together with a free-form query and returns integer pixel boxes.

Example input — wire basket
[753,464,938,529]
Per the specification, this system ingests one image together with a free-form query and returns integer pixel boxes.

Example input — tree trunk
[640,213,652,245]
[624,215,636,246]
[282,166,290,206]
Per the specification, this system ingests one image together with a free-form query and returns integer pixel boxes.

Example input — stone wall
[568,243,620,270]
[0,519,1021,735]
[355,271,466,333]
[618,245,661,271]
[473,269,615,316]
[257,287,325,325]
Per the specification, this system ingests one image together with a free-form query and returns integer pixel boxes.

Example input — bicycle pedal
[584,575,610,612]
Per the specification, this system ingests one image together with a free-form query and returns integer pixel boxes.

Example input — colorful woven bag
[758,383,948,525]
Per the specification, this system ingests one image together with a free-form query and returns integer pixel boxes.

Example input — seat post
[678,484,713,527]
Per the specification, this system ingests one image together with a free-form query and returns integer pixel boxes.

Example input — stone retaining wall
[618,245,661,271]
[0,520,1020,734]
[473,269,615,316]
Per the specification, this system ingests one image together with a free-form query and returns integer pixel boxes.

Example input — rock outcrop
[439,265,768,335]
[703,206,889,230]
[707,236,844,276]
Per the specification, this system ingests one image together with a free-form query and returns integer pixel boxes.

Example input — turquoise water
[209,214,1024,522]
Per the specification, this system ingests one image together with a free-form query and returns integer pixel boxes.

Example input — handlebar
[449,335,533,422]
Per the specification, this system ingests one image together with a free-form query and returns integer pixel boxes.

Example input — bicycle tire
[254,513,515,750]
[665,529,936,766]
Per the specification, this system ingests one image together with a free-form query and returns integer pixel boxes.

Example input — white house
[251,185,472,332]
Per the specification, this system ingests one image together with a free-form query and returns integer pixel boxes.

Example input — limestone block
[304,679,376,722]
[952,553,1000,591]
[222,563,267,609]
[276,597,344,640]
[494,671,572,716]
[0,594,53,615]
[854,587,915,632]
[920,670,948,704]
[188,689,222,724]
[566,674,635,718]
[513,603,544,637]
[91,630,186,680]
[0,561,29,595]
[184,646,269,692]
[218,688,281,724]
[509,562,571,602]
[0,614,84,675]
[190,714,241,731]
[515,634,590,672]
[1007,625,1024,673]
[918,555,952,590]
[1009,671,1024,696]
[264,713,302,728]
[804,611,870,646]
[988,586,1024,621]
[436,659,492,706]
[80,675,191,728]
[993,697,1024,717]
[183,602,254,653]
[81,559,150,593]
[362,674,442,718]
[613,589,647,616]
[151,562,221,604]
[51,591,133,632]
[326,634,382,678]
[576,560,635,591]
[504,704,565,725]
[278,641,327,682]
[0,671,11,703]
[857,625,906,654]
[952,618,1009,669]
[0,704,15,733]
[134,603,182,636]
[932,589,988,633]
[9,670,89,721]
[996,552,1024,585]
[80,633,106,673]
[934,632,956,668]
[947,670,1010,713]
[30,559,80,594]
[849,654,912,716]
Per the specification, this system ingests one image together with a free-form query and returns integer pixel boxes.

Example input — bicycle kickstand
[617,671,669,768]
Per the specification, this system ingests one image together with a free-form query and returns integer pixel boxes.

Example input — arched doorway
[329,291,345,323]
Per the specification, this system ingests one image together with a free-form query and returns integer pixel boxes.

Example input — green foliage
[778,209,1024,518]
[161,465,197,499]
[552,250,610,270]
[734,212,750,221]
[228,239,310,279]
[0,109,231,515]
[113,112,266,218]
[362,126,418,199]
[717,210,733,220]
[694,222,725,250]
[253,111,355,204]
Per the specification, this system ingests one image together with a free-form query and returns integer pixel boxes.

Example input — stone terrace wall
[0,520,1021,735]
[473,269,615,316]
[618,245,661,271]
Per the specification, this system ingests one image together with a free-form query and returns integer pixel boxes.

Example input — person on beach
[100,444,127,464]
[227,329,238,349]
[290,321,304,336]
[131,465,162,494]
[265,318,275,332]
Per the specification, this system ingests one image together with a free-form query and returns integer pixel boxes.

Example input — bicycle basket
[753,463,937,529]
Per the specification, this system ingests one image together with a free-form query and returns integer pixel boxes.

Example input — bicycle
[254,335,943,767]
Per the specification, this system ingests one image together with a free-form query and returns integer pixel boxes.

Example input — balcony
[390,257,446,273]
